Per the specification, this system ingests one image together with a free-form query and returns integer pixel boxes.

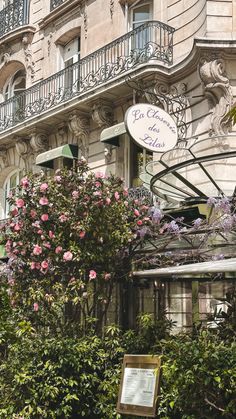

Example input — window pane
[133,5,150,23]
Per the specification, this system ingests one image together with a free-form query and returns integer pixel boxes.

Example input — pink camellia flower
[114,192,120,201]
[16,198,25,208]
[41,260,49,270]
[104,273,111,281]
[134,209,140,217]
[79,231,85,239]
[40,183,48,192]
[106,197,111,205]
[95,171,105,179]
[39,197,49,206]
[37,230,43,235]
[123,187,129,197]
[89,270,97,280]
[95,181,101,188]
[33,302,39,312]
[41,213,49,222]
[11,207,18,216]
[137,220,143,226]
[49,230,55,239]
[72,190,79,199]
[30,209,37,218]
[21,177,29,188]
[63,251,73,261]
[44,242,51,249]
[14,223,21,232]
[124,201,128,207]
[30,262,36,270]
[55,246,63,254]
[33,244,42,255]
[59,214,68,222]
[54,176,62,183]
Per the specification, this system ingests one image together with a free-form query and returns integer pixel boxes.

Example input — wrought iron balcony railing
[0,21,174,132]
[50,0,65,11]
[0,0,29,38]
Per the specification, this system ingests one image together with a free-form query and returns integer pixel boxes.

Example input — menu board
[117,355,161,417]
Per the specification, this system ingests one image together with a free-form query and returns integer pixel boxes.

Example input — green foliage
[158,332,236,419]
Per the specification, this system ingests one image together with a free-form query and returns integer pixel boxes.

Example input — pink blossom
[44,242,51,249]
[95,181,101,188]
[41,260,49,270]
[124,201,128,207]
[63,251,73,261]
[114,192,120,201]
[39,197,49,206]
[30,209,37,218]
[41,213,49,222]
[79,231,85,239]
[59,214,68,222]
[33,302,39,312]
[14,223,21,232]
[21,177,29,188]
[33,244,42,255]
[104,273,111,281]
[11,207,18,216]
[40,183,48,192]
[106,197,111,205]
[134,209,140,217]
[30,262,36,270]
[95,171,105,179]
[55,246,62,254]
[16,198,25,208]
[40,235,45,241]
[93,191,101,197]
[37,230,43,235]
[137,220,143,226]
[123,187,129,197]
[54,176,62,183]
[72,190,79,199]
[89,270,97,280]
[49,230,55,239]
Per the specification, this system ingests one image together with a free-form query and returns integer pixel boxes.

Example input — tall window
[4,169,24,217]
[3,69,26,121]
[63,37,80,91]
[130,0,152,50]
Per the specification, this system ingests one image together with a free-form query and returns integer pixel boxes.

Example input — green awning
[100,122,126,146]
[36,144,78,168]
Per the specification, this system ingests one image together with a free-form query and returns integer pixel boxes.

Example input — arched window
[4,69,26,101]
[4,169,24,217]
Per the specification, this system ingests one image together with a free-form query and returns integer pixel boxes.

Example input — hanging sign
[125,104,178,152]
[117,354,161,417]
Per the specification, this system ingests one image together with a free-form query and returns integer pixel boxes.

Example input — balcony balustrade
[50,0,65,11]
[0,21,174,133]
[0,0,29,38]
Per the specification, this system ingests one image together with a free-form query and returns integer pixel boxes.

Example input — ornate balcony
[50,0,65,11]
[0,21,174,133]
[0,0,29,38]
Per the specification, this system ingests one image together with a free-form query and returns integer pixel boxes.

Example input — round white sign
[125,104,178,152]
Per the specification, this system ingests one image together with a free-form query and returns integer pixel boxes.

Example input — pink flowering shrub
[2,160,151,332]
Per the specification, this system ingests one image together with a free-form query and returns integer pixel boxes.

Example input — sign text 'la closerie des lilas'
[125,104,178,152]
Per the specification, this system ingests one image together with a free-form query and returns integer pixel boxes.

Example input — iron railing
[50,0,65,10]
[0,21,174,132]
[0,0,29,38]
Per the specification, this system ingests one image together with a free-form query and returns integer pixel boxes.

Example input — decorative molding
[47,32,53,57]
[82,1,88,39]
[104,145,113,163]
[22,34,35,81]
[29,130,48,153]
[110,0,114,19]
[15,138,29,158]
[199,56,233,136]
[0,44,12,67]
[0,149,9,169]
[91,100,114,128]
[68,111,89,158]
[56,123,68,146]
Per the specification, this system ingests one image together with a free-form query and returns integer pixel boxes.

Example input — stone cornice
[0,25,36,49]
[39,0,83,29]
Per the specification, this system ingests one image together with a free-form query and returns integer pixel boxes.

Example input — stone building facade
[1,0,236,330]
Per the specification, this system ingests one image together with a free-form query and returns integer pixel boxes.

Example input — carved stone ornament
[22,34,35,81]
[0,44,12,67]
[15,139,29,158]
[110,0,114,18]
[0,149,9,169]
[199,57,233,136]
[68,111,89,158]
[30,130,48,154]
[91,100,114,128]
